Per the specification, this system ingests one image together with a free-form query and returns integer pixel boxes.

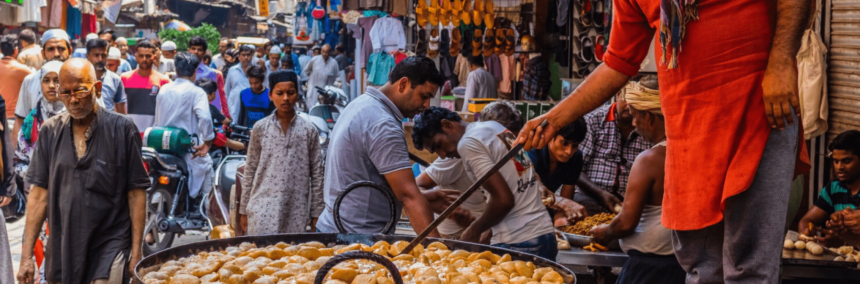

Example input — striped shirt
[814,181,860,214]
[120,70,171,132]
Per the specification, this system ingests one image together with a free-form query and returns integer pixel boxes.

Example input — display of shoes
[580,35,594,63]
[483,28,495,57]
[416,28,428,57]
[429,0,440,26]
[417,0,428,27]
[440,29,451,57]
[462,0,472,25]
[429,28,441,58]
[441,0,452,26]
[484,0,495,29]
[505,28,515,56]
[593,0,605,29]
[461,28,473,56]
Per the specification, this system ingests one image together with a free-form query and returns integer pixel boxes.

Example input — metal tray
[136,233,577,283]
[556,230,593,247]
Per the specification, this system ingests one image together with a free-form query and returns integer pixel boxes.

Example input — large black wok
[135,233,576,283]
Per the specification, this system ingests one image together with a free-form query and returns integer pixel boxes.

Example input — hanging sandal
[440,29,451,57]
[494,28,505,55]
[428,28,441,58]
[472,28,483,57]
[461,28,473,56]
[450,28,462,55]
[461,0,472,25]
[595,35,605,62]
[441,0,452,26]
[580,35,594,62]
[580,0,593,27]
[416,0,428,27]
[505,28,516,56]
[417,28,428,57]
[593,0,605,31]
[484,0,495,29]
[483,28,495,57]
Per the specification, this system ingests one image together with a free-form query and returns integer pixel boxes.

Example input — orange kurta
[604,0,779,230]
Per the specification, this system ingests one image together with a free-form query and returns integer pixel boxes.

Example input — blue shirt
[126,54,138,69]
[526,148,584,193]
[238,88,273,128]
[98,71,126,111]
[71,48,87,59]
[367,52,395,86]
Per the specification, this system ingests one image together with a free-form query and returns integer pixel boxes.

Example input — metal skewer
[400,120,549,254]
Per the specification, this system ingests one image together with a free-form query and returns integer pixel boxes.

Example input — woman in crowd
[221,48,240,77]
[12,61,66,281]
[238,70,324,235]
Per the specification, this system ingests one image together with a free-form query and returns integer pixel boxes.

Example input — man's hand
[0,196,10,207]
[597,191,622,213]
[842,208,860,235]
[129,252,142,281]
[17,258,35,284]
[459,226,482,243]
[553,211,571,227]
[589,224,611,245]
[422,189,460,214]
[449,208,475,228]
[761,61,801,130]
[516,114,562,151]
[553,196,587,222]
[193,143,210,158]
[239,214,248,236]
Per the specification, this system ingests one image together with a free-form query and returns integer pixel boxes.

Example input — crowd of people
[0,1,859,282]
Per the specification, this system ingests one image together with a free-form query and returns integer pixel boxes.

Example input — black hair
[98,29,117,41]
[411,107,462,151]
[174,51,201,78]
[297,48,307,55]
[239,44,254,54]
[226,41,235,49]
[830,130,860,158]
[557,117,588,143]
[263,41,274,50]
[246,66,266,81]
[195,78,218,95]
[189,36,208,50]
[388,56,447,87]
[0,35,17,56]
[280,55,294,68]
[18,29,36,45]
[335,44,345,53]
[469,55,484,67]
[86,38,109,54]
[136,39,156,52]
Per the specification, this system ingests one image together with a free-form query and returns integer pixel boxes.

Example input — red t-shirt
[121,70,171,132]
[604,0,778,230]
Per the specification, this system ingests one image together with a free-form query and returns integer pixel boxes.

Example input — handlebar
[231,124,250,132]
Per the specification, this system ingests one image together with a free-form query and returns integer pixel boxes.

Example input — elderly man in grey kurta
[18,59,149,284]
[302,44,339,108]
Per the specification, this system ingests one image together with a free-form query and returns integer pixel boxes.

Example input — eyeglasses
[58,85,93,100]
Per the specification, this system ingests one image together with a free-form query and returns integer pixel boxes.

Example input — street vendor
[516,0,809,281]
[589,80,685,284]
[316,57,449,237]
[411,107,559,260]
[799,130,860,248]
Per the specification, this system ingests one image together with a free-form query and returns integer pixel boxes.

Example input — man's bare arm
[591,150,659,242]
[385,169,441,238]
[761,0,809,129]
[576,172,622,210]
[17,185,48,283]
[128,188,146,275]
[114,102,127,114]
[518,64,631,150]
[459,173,514,242]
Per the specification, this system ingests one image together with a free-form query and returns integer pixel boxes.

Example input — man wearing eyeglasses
[17,58,150,284]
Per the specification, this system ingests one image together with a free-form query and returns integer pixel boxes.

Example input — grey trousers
[672,122,798,284]
[0,211,13,284]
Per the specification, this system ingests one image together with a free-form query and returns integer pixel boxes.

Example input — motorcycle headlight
[319,132,328,146]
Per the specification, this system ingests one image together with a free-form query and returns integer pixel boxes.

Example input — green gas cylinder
[143,126,197,156]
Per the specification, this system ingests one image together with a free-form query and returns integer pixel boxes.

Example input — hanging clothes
[454,54,471,87]
[19,0,46,23]
[66,6,83,40]
[498,53,516,95]
[82,13,98,36]
[41,0,64,28]
[484,53,502,83]
[349,16,378,70]
[369,17,406,53]
[367,52,395,86]
[392,51,407,65]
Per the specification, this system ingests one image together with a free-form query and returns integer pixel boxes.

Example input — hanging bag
[796,0,828,140]
[312,0,326,20]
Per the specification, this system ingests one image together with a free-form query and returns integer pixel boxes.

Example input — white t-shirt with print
[458,121,554,244]
[424,158,487,236]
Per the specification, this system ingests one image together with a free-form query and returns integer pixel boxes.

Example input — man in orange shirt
[518,0,809,282]
[0,35,33,121]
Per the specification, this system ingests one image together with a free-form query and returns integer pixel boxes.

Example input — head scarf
[269,46,282,54]
[268,69,298,91]
[38,61,67,118]
[659,0,698,69]
[41,29,70,46]
[623,82,662,115]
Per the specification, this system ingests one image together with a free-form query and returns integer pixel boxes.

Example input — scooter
[310,85,349,131]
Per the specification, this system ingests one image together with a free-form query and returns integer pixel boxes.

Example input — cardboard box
[458,112,477,122]
[467,98,497,113]
[440,96,457,111]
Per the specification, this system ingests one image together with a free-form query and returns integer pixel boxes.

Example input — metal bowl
[135,233,577,283]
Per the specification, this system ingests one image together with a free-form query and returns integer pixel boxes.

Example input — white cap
[269,46,281,54]
[108,47,121,60]
[161,41,177,51]
[40,29,70,46]
[116,37,127,43]
[85,33,98,41]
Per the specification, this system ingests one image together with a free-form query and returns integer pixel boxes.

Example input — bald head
[60,58,101,119]
[321,44,332,61]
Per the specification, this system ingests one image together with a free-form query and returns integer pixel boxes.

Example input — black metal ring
[333,181,397,234]
[313,251,404,284]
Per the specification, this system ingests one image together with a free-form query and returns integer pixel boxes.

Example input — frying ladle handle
[333,181,397,234]
[313,251,404,284]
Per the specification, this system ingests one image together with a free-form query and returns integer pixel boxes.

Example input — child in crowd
[196,78,244,151]
[238,66,276,128]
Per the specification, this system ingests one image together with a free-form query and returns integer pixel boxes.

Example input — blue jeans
[492,232,558,260]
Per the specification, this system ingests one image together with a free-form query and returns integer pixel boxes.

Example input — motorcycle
[208,124,251,170]
[207,124,252,234]
[310,85,349,131]
[141,125,251,256]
